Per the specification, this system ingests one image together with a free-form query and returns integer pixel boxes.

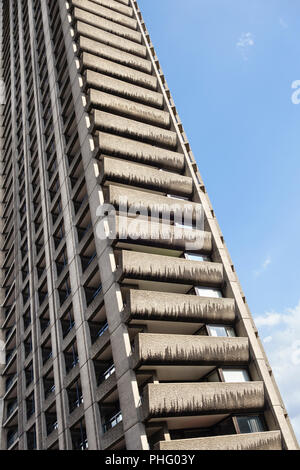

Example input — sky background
[139,0,300,442]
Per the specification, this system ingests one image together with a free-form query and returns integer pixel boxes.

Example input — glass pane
[226,326,236,337]
[185,253,211,262]
[195,287,223,298]
[223,369,250,383]
[208,326,227,337]
[237,416,265,434]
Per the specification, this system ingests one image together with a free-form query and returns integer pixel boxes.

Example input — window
[222,369,250,383]
[195,286,223,298]
[207,325,236,337]
[236,416,265,434]
[185,253,211,262]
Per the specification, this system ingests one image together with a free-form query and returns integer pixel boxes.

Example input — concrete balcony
[84,70,163,108]
[80,52,158,91]
[124,289,235,325]
[91,111,176,149]
[95,132,184,171]
[113,215,211,252]
[71,0,137,30]
[118,250,223,287]
[106,185,203,221]
[99,157,192,196]
[75,21,146,58]
[155,431,282,450]
[79,36,152,74]
[73,7,142,43]
[132,333,249,368]
[142,382,265,421]
[88,89,170,128]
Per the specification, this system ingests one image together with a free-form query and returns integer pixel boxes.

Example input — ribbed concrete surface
[101,156,192,195]
[133,333,249,365]
[108,185,203,220]
[142,382,265,419]
[74,7,141,43]
[155,431,282,450]
[89,89,170,127]
[85,70,163,107]
[72,0,137,29]
[97,132,184,170]
[115,216,211,251]
[79,36,151,73]
[81,52,157,90]
[76,21,146,57]
[91,0,133,17]
[120,250,223,285]
[92,111,177,148]
[127,290,235,323]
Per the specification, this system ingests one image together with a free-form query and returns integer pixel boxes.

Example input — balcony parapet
[132,333,249,368]
[155,431,282,450]
[113,216,211,252]
[118,250,223,286]
[142,381,264,420]
[124,290,235,324]
[106,185,202,221]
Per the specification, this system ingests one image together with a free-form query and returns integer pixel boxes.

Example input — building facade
[0,0,298,450]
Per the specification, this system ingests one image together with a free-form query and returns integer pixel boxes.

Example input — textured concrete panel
[85,70,163,107]
[107,185,202,220]
[101,156,192,195]
[79,36,151,73]
[120,250,223,285]
[92,111,177,148]
[97,132,184,170]
[91,0,133,17]
[74,7,141,43]
[142,382,265,419]
[89,89,170,127]
[155,431,282,450]
[133,333,249,366]
[72,0,137,29]
[127,290,235,323]
[81,52,157,90]
[76,21,146,57]
[114,215,210,251]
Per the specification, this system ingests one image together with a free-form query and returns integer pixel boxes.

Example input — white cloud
[263,336,273,344]
[253,256,272,278]
[279,17,288,29]
[236,32,255,60]
[254,301,300,442]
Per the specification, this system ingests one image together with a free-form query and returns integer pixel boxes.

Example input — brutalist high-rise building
[0,0,298,451]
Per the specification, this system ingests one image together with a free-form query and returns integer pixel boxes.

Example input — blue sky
[139,0,300,442]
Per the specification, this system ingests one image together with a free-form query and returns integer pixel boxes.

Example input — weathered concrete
[85,70,163,108]
[76,21,146,57]
[79,36,151,73]
[71,0,137,29]
[155,431,282,450]
[74,7,141,43]
[100,156,192,196]
[96,132,184,170]
[132,333,249,366]
[142,382,265,419]
[125,289,235,323]
[107,185,202,220]
[88,89,170,127]
[92,110,177,148]
[114,216,211,251]
[119,250,223,286]
[81,52,157,90]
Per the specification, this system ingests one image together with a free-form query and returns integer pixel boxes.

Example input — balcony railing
[103,411,122,433]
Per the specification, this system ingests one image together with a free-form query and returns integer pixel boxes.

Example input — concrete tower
[0,0,298,450]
